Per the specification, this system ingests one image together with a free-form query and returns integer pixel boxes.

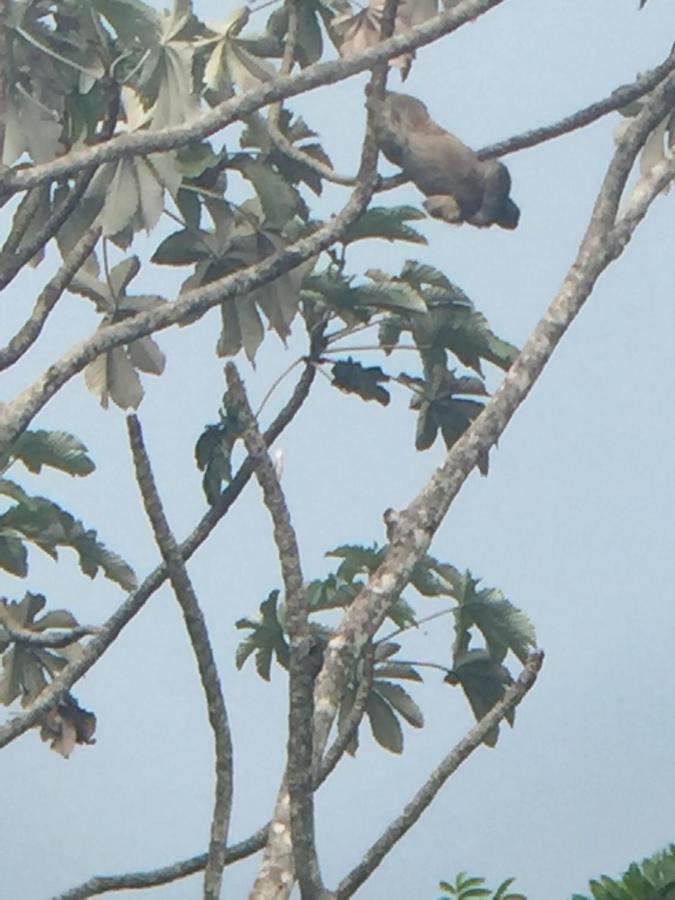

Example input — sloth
[373,92,520,230]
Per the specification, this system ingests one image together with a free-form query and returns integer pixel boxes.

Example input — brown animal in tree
[373,92,520,230]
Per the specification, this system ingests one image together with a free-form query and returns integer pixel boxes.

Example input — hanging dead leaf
[38,694,96,758]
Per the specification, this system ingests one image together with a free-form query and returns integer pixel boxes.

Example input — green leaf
[374,662,423,682]
[151,229,213,266]
[0,496,136,590]
[176,143,222,178]
[453,572,536,664]
[326,544,384,581]
[305,574,358,611]
[331,358,390,405]
[373,680,424,728]
[295,0,323,66]
[366,689,403,753]
[0,533,28,576]
[341,206,427,246]
[231,156,304,229]
[445,650,514,747]
[235,591,289,681]
[6,431,95,477]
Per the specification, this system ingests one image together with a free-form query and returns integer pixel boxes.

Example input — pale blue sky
[3,1,675,898]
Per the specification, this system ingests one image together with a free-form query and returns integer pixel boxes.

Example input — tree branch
[478,44,675,160]
[53,826,269,900]
[226,363,322,899]
[126,415,233,900]
[334,652,544,898]
[0,224,101,371]
[0,0,507,199]
[0,360,317,750]
[0,173,92,293]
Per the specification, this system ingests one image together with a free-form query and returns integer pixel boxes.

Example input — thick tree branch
[310,65,675,775]
[0,224,101,371]
[0,361,316,750]
[334,652,544,898]
[127,415,234,900]
[0,0,506,200]
[478,45,675,160]
[226,364,322,899]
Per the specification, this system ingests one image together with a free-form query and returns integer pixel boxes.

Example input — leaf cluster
[236,544,536,754]
[438,872,525,900]
[0,430,135,753]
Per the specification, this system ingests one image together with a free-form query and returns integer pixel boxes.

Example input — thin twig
[378,607,455,644]
[478,45,675,160]
[53,826,269,900]
[0,360,317,751]
[0,224,102,371]
[126,415,234,900]
[334,652,544,898]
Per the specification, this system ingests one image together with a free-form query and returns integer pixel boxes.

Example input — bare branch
[0,224,101,371]
[478,45,675,160]
[310,65,675,773]
[0,360,317,750]
[54,826,269,900]
[334,652,544,898]
[0,0,507,199]
[226,362,322,898]
[126,415,233,900]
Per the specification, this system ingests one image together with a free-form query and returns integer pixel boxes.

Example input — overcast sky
[3,1,675,898]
